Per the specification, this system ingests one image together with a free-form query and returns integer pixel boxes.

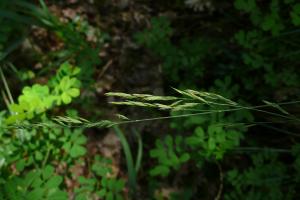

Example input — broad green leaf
[98,189,107,197]
[150,165,169,177]
[63,142,71,151]
[61,92,71,104]
[31,176,43,188]
[116,194,123,200]
[150,149,163,158]
[26,188,44,200]
[16,159,25,172]
[42,165,54,180]
[24,170,40,187]
[70,145,86,157]
[179,153,190,162]
[208,137,216,150]
[101,178,108,187]
[75,135,87,145]
[115,179,125,192]
[107,179,114,190]
[107,191,114,200]
[68,88,80,97]
[195,127,205,139]
[35,151,43,161]
[47,190,68,200]
[44,176,63,189]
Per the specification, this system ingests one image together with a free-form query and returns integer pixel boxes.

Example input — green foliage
[0,165,67,200]
[41,9,106,86]
[92,156,113,177]
[0,0,105,89]
[5,62,81,124]
[106,87,238,111]
[109,6,300,192]
[74,156,125,200]
[169,188,194,200]
[54,76,80,104]
[0,1,118,199]
[135,17,173,52]
[0,0,46,60]
[233,0,300,89]
[137,2,300,91]
[291,144,300,183]
[0,61,86,199]
[234,0,285,35]
[290,3,300,26]
[0,0,299,199]
[106,83,253,175]
[92,156,125,200]
[62,128,87,159]
[186,125,243,160]
[75,176,97,200]
[97,176,125,200]
[135,17,212,86]
[0,111,9,169]
[150,135,190,177]
[8,85,53,121]
[225,151,295,200]
[106,87,298,199]
[134,6,299,198]
[169,77,253,165]
[0,119,87,173]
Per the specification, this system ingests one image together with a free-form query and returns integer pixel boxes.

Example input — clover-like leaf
[70,145,86,158]
[150,135,190,177]
[56,76,80,105]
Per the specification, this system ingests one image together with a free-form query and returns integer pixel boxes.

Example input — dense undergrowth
[0,0,299,199]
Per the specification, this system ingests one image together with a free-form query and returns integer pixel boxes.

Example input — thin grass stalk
[113,126,137,197]
[0,67,14,104]
[134,129,143,173]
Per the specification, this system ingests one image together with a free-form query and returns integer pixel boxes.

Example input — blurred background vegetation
[0,0,299,199]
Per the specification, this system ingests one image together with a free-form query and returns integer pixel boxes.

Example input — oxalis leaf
[70,145,86,158]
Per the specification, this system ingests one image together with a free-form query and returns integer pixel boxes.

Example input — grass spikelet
[111,101,156,108]
[263,100,290,115]
[172,103,201,111]
[105,92,136,99]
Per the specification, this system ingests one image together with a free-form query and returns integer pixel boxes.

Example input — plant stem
[113,126,137,197]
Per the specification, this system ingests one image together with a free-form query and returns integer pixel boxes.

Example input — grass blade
[113,126,137,196]
[134,129,143,173]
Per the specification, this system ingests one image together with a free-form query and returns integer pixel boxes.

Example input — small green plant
[0,165,67,200]
[135,16,213,86]
[0,1,47,61]
[0,61,87,199]
[5,62,81,124]
[225,150,294,200]
[97,176,125,200]
[186,125,243,160]
[150,135,190,177]
[170,77,253,165]
[234,0,285,35]
[75,176,98,200]
[39,5,106,86]
[74,155,125,200]
[0,1,299,199]
[232,0,300,90]
[93,156,125,200]
[61,128,87,159]
[0,118,87,174]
